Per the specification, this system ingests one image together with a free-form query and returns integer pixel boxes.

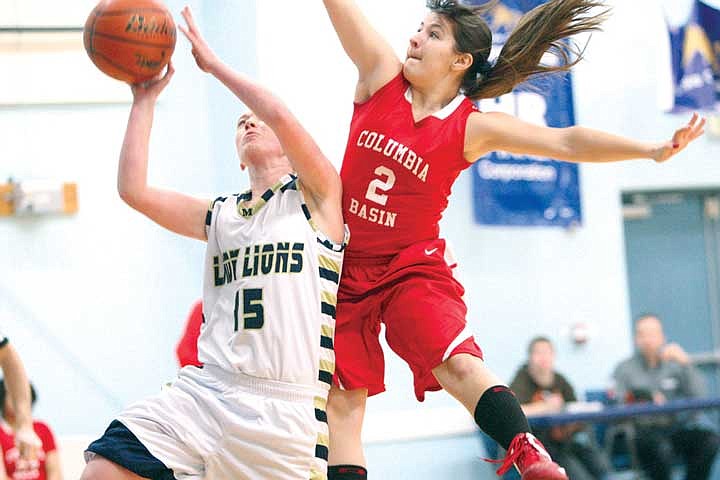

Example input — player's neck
[247,162,291,201]
[408,82,461,121]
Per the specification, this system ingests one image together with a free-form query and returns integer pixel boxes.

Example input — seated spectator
[175,299,203,368]
[510,336,610,480]
[613,314,720,480]
[0,381,62,480]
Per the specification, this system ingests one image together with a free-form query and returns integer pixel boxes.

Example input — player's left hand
[179,6,221,74]
[130,61,175,101]
[652,113,706,163]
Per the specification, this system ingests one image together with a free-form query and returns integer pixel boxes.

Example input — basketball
[83,0,176,84]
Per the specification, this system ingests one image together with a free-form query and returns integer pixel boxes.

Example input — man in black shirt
[510,336,609,480]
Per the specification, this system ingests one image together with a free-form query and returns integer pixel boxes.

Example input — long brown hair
[426,0,610,100]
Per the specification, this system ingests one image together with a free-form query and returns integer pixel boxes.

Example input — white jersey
[199,174,347,392]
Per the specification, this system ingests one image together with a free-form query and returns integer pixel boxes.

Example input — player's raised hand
[130,61,175,101]
[652,113,706,163]
[179,6,220,73]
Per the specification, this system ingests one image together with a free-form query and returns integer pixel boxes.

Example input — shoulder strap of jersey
[354,71,408,111]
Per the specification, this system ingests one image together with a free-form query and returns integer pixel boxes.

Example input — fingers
[157,61,175,87]
[18,443,38,462]
[674,113,706,146]
[691,117,706,140]
[164,60,175,80]
[178,23,191,41]
[15,428,41,462]
[181,6,199,34]
[178,7,204,51]
[131,61,174,91]
[687,112,705,135]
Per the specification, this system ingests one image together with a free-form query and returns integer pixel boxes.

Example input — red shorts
[334,238,483,401]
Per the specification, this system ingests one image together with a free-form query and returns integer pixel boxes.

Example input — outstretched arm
[179,6,342,209]
[118,64,209,241]
[322,0,402,101]
[465,112,705,163]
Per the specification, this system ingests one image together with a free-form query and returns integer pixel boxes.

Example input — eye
[430,31,439,39]
[238,119,246,128]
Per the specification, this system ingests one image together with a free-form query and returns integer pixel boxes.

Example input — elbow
[117,182,134,205]
[562,126,595,162]
[557,126,583,162]
[262,99,293,131]
[117,183,144,210]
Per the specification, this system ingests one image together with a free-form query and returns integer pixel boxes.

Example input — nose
[245,117,257,130]
[409,32,421,49]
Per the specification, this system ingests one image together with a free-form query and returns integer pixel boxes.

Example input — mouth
[406,51,422,62]
[242,131,259,142]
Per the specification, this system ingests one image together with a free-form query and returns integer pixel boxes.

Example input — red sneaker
[496,433,568,480]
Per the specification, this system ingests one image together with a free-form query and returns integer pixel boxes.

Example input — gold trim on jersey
[235,175,296,217]
[316,432,330,449]
[321,291,337,307]
[314,396,328,411]
[319,359,335,376]
[310,469,328,480]
[318,255,341,274]
[321,325,334,338]
[312,410,330,476]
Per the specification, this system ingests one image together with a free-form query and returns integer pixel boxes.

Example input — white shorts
[87,365,329,480]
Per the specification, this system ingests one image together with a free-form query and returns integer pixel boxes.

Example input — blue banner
[667,0,720,112]
[467,0,582,227]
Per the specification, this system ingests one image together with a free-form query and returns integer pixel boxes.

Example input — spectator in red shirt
[0,381,62,480]
[175,300,203,368]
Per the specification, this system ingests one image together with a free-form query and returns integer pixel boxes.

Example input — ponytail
[428,0,609,100]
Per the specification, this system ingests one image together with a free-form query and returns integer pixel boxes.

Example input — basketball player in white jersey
[81,7,346,480]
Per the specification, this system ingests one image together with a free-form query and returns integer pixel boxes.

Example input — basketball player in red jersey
[319,1,706,479]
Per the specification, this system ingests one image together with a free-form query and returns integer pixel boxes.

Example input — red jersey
[176,299,203,368]
[0,421,56,480]
[341,72,477,259]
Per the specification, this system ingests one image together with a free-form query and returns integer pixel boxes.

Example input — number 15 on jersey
[234,288,264,331]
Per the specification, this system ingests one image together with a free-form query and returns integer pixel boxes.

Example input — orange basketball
[83,0,176,84]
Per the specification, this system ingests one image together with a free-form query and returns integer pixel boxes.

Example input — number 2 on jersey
[234,288,264,330]
[365,166,396,206]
